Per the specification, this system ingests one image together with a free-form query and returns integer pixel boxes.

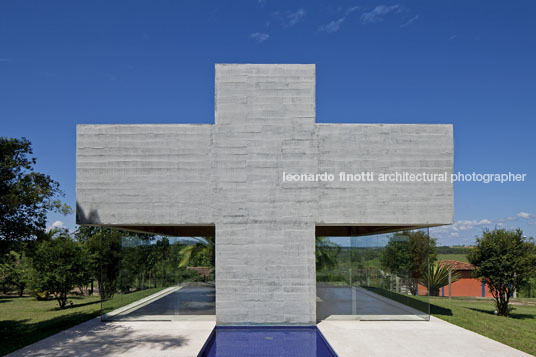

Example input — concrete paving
[7,318,216,357]
[11,316,530,357]
[9,286,530,356]
[318,317,531,357]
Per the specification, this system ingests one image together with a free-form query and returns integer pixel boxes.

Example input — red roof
[187,266,212,277]
[440,260,475,271]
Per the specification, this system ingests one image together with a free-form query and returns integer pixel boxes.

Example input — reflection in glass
[100,231,215,321]
[316,228,431,321]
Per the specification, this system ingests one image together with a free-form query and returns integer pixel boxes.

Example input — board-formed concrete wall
[76,124,214,225]
[76,63,454,325]
[213,64,318,324]
[317,123,453,226]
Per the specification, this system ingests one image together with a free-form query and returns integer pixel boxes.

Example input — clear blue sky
[1,1,535,245]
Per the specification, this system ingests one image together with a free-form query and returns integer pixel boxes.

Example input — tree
[1,251,32,296]
[154,238,170,287]
[85,228,122,299]
[0,137,71,254]
[468,228,536,316]
[380,230,437,295]
[315,236,340,271]
[74,225,104,295]
[30,234,90,308]
[179,237,215,268]
[0,258,11,294]
[422,261,460,296]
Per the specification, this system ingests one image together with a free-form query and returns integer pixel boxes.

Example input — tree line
[1,225,213,309]
[2,136,535,317]
[0,137,212,309]
[317,229,536,317]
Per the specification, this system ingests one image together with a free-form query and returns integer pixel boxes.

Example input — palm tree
[179,236,215,268]
[422,261,461,296]
[36,227,63,242]
[179,236,340,273]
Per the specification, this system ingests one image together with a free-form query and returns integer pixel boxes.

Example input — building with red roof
[420,260,493,297]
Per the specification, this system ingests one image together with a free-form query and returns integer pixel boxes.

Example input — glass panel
[99,229,215,321]
[316,228,430,321]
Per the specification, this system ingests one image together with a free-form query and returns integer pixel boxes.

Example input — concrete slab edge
[103,286,182,319]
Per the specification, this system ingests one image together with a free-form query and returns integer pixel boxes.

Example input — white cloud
[400,14,419,28]
[361,4,400,24]
[319,18,345,33]
[498,216,517,223]
[286,8,306,27]
[47,220,65,232]
[431,212,536,245]
[517,211,534,219]
[458,219,492,225]
[250,32,270,43]
[430,218,493,243]
[319,6,360,34]
[345,6,360,15]
[454,219,492,231]
[448,34,457,41]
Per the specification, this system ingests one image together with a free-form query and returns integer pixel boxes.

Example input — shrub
[30,235,90,308]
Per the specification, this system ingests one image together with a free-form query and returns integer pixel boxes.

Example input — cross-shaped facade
[76,64,453,325]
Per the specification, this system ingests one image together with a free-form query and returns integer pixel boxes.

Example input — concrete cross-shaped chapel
[76,64,453,325]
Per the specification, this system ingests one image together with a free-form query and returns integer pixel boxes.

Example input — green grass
[437,253,469,263]
[429,296,536,355]
[2,288,534,356]
[0,288,163,356]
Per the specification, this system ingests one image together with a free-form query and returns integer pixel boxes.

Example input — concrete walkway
[7,318,215,357]
[318,317,531,357]
[11,316,530,357]
[8,285,531,356]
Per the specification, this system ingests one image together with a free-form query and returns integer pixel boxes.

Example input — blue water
[198,326,337,357]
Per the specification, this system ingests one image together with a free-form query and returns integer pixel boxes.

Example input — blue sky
[1,1,535,245]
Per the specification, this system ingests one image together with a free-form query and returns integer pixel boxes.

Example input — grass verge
[0,288,163,356]
[364,287,535,355]
[429,296,536,356]
[437,253,469,263]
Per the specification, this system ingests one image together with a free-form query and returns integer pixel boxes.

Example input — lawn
[1,289,534,356]
[0,288,163,356]
[365,286,536,355]
[429,296,536,355]
[437,253,470,263]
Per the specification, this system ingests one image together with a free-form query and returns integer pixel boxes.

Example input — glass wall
[316,228,430,321]
[99,231,215,321]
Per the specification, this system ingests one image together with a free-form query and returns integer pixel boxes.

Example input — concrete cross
[76,64,453,325]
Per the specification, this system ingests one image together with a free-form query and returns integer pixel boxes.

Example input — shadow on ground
[429,303,453,316]
[8,320,189,356]
[0,311,100,356]
[467,307,535,319]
